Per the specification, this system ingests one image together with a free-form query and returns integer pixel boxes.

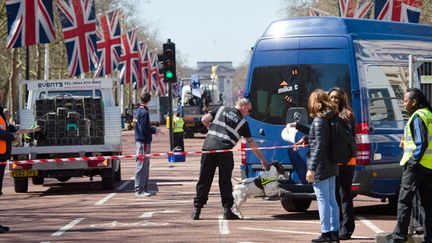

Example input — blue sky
[138,0,285,68]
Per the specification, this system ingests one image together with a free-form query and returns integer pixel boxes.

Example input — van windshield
[249,64,351,125]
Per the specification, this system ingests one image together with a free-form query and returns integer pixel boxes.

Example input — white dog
[232,161,285,218]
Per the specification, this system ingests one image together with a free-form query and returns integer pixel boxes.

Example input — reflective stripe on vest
[173,117,184,133]
[0,116,7,154]
[206,106,245,147]
[400,108,432,169]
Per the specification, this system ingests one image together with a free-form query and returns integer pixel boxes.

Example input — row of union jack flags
[5,0,166,95]
[308,0,423,24]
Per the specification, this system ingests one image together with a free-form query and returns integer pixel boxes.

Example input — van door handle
[259,128,265,136]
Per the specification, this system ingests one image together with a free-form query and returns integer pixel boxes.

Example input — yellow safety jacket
[400,108,432,169]
[0,115,7,154]
[173,116,184,133]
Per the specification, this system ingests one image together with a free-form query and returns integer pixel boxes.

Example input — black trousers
[336,165,355,236]
[0,163,5,194]
[173,132,184,151]
[392,164,432,242]
[193,152,234,209]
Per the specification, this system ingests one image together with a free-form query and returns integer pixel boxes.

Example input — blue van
[241,17,432,212]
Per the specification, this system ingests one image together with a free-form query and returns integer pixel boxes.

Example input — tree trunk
[8,48,18,118]
[36,45,43,80]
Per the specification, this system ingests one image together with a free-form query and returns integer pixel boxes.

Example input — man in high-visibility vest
[0,91,15,233]
[173,112,184,151]
[391,88,432,243]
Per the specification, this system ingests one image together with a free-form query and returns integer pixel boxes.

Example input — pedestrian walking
[134,92,159,197]
[390,88,432,243]
[328,87,356,240]
[191,98,268,220]
[305,89,340,242]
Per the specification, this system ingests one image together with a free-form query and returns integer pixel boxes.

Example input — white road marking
[240,227,371,239]
[139,210,179,219]
[357,215,384,233]
[116,179,132,190]
[95,179,132,206]
[52,218,84,237]
[156,182,198,185]
[241,216,319,223]
[218,215,230,235]
[90,220,169,228]
[95,193,116,206]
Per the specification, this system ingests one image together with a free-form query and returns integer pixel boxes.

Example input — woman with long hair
[328,87,356,240]
[307,89,340,242]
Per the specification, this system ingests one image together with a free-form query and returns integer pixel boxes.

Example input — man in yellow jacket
[173,112,184,151]
[390,88,432,243]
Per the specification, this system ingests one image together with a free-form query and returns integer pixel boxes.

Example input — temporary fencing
[3,145,306,165]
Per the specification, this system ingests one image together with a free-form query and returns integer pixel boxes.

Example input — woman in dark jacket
[306,89,340,243]
[328,87,356,240]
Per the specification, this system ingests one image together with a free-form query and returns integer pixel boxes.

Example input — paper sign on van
[278,84,298,94]
[26,78,113,91]
[421,75,432,84]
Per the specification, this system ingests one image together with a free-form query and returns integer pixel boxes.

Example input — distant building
[195,61,235,107]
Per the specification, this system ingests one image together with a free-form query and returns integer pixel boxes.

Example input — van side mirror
[286,107,308,124]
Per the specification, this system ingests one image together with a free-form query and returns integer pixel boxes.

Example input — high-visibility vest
[0,115,7,154]
[206,106,246,148]
[400,108,432,169]
[173,116,184,133]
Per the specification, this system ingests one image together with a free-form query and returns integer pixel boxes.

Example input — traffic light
[163,39,176,82]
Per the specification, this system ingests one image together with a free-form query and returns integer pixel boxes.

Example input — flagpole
[44,44,49,80]
[120,84,124,116]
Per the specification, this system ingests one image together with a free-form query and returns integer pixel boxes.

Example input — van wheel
[101,168,115,190]
[32,176,44,185]
[102,175,115,189]
[14,177,28,193]
[280,198,311,212]
[56,176,71,182]
[388,195,399,212]
[184,132,194,138]
[114,160,121,182]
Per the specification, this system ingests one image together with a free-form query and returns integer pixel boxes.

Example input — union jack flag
[149,49,165,95]
[338,0,373,18]
[58,0,98,77]
[95,9,122,77]
[375,0,423,23]
[138,41,150,90]
[118,30,140,84]
[172,80,182,98]
[6,0,56,49]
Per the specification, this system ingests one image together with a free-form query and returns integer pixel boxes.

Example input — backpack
[328,115,356,164]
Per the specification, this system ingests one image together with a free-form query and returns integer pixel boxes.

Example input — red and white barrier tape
[2,145,307,165]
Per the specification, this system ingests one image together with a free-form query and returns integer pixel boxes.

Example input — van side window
[366,66,408,124]
[249,64,351,125]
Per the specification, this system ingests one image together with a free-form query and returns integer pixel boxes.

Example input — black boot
[191,208,201,220]
[329,231,340,243]
[223,208,239,220]
[311,232,332,242]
